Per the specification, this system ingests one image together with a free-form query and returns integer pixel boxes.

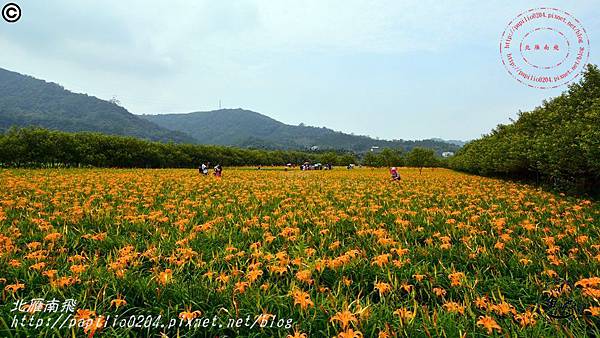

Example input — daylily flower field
[0,168,599,337]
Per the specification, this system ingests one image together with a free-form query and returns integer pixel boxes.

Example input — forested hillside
[0,68,195,143]
[142,109,460,153]
[0,67,460,153]
[450,64,600,193]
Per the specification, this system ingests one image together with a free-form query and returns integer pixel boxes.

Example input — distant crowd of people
[197,161,401,182]
[300,162,332,171]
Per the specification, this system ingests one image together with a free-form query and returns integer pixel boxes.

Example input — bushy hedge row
[0,127,358,168]
[362,147,446,169]
[450,64,600,193]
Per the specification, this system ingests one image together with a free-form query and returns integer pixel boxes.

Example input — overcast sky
[0,0,598,140]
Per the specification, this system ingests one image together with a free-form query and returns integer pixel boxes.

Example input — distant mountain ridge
[0,68,195,143]
[431,138,467,147]
[0,67,460,153]
[142,109,460,153]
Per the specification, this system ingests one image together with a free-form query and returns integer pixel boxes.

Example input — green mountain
[0,68,195,143]
[142,109,459,153]
[0,67,459,153]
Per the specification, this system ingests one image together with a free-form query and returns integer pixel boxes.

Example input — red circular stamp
[500,8,590,89]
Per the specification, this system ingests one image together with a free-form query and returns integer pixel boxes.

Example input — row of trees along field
[0,127,444,169]
[362,147,444,171]
[0,127,350,168]
[450,64,600,193]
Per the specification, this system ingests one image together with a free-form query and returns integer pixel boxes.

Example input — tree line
[0,127,349,168]
[362,147,444,171]
[0,127,447,170]
[450,64,600,193]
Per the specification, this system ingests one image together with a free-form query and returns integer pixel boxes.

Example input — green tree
[362,151,383,167]
[379,148,404,167]
[449,64,600,193]
[406,147,436,174]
